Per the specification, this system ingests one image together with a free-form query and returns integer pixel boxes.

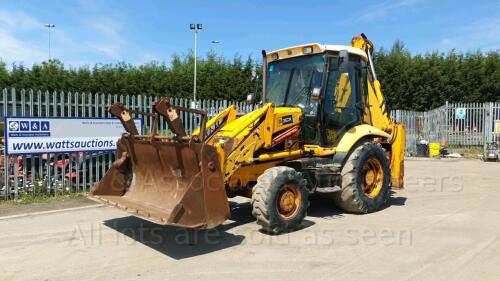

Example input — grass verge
[0,191,88,205]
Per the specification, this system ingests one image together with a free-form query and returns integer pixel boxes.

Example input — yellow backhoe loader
[90,33,405,234]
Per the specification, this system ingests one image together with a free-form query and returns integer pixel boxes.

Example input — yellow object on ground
[429,143,441,158]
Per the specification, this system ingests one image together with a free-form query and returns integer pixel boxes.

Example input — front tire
[251,166,309,234]
[334,142,391,213]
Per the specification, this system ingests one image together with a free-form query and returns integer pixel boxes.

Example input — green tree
[0,45,498,110]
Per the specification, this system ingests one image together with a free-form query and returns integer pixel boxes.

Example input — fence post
[20,90,28,195]
[12,88,20,200]
[445,101,449,147]
[29,90,34,196]
[3,89,9,200]
[485,102,493,143]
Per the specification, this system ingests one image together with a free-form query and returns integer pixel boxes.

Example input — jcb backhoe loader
[90,33,405,234]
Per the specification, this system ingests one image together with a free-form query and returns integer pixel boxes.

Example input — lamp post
[189,23,202,108]
[44,24,55,60]
[211,40,220,52]
[210,40,221,57]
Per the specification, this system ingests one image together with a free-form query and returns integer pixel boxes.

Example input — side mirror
[311,87,322,101]
[246,93,255,105]
[311,70,323,101]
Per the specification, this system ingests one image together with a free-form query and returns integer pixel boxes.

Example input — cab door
[322,55,363,147]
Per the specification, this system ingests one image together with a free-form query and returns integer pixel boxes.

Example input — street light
[189,23,202,108]
[210,40,221,58]
[44,23,55,60]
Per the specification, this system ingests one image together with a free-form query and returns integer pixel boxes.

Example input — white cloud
[83,17,125,59]
[0,10,44,31]
[439,18,500,52]
[0,30,46,64]
[0,9,46,65]
[334,0,422,27]
[358,0,421,22]
[0,6,130,66]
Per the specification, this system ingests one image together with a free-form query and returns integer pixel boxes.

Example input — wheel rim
[276,184,301,220]
[361,158,384,198]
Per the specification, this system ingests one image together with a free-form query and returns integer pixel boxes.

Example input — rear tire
[251,166,309,234]
[334,142,391,213]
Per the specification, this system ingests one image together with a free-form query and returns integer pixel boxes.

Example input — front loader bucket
[90,136,229,228]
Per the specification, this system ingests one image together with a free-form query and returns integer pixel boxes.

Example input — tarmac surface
[1,158,499,281]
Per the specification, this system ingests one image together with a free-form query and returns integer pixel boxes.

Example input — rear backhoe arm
[351,33,405,188]
[351,33,393,133]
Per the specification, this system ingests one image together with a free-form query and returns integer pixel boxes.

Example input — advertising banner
[4,117,142,155]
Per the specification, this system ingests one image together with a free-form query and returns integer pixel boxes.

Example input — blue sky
[0,0,499,68]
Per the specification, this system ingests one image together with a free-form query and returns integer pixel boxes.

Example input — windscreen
[265,54,324,113]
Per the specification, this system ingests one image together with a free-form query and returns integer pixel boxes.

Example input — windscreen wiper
[282,67,296,105]
[287,71,315,106]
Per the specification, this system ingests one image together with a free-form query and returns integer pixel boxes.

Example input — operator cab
[264,44,368,147]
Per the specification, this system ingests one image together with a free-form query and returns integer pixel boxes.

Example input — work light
[303,46,313,54]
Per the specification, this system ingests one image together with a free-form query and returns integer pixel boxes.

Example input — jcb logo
[281,115,294,125]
